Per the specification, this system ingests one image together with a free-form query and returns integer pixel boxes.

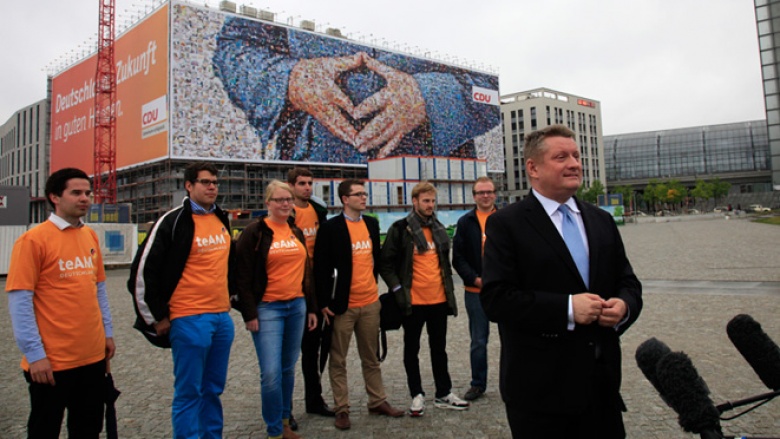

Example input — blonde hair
[264,179,294,204]
[524,124,576,161]
[471,176,494,193]
[411,181,437,199]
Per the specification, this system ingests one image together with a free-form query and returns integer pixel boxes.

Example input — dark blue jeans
[465,291,489,390]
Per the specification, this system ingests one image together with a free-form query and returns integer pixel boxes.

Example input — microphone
[726,314,780,391]
[656,351,723,437]
[635,337,672,400]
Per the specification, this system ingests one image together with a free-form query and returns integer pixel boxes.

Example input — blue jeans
[169,312,235,439]
[465,291,489,390]
[251,298,306,437]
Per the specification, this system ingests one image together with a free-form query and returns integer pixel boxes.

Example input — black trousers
[402,303,452,399]
[505,393,626,439]
[300,319,325,408]
[24,359,106,439]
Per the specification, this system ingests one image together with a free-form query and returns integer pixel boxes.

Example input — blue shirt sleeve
[97,281,114,338]
[7,290,47,364]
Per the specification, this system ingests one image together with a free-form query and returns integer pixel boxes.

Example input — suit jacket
[313,214,381,315]
[481,192,642,415]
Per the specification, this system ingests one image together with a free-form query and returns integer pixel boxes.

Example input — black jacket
[234,216,315,322]
[133,198,233,325]
[313,214,381,315]
[379,216,457,316]
[451,207,492,288]
[481,192,642,414]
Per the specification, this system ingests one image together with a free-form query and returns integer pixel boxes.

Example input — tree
[612,185,634,208]
[666,179,687,209]
[644,180,659,211]
[711,178,731,203]
[690,180,713,207]
[653,182,669,210]
[580,180,605,204]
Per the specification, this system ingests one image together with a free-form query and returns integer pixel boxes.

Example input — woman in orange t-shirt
[235,180,317,439]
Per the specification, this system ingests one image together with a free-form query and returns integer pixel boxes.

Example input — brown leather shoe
[282,424,301,439]
[334,412,351,430]
[368,401,404,417]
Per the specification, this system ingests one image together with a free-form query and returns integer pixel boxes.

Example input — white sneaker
[409,393,425,417]
[434,393,470,410]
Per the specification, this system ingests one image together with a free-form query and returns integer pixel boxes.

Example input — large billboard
[170,2,504,171]
[50,3,170,173]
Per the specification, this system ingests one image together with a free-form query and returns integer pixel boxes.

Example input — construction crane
[93,0,117,204]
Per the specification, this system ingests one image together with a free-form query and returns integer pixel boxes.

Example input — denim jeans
[402,302,452,398]
[170,312,235,439]
[251,297,306,437]
[465,291,489,390]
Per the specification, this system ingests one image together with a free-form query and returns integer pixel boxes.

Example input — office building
[0,99,49,223]
[500,88,606,203]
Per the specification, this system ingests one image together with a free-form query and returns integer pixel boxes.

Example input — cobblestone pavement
[1,217,779,438]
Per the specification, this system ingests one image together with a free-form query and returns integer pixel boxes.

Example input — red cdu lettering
[473,92,491,103]
[142,109,158,125]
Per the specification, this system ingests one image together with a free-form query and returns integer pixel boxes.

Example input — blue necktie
[558,205,589,288]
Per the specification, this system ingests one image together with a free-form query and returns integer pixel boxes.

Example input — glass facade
[500,88,605,203]
[754,0,780,189]
[604,120,769,181]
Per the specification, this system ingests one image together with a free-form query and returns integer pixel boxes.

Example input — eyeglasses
[194,179,219,187]
[473,190,496,196]
[348,192,369,197]
[268,197,294,204]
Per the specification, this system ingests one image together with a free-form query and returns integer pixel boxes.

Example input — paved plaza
[1,215,779,438]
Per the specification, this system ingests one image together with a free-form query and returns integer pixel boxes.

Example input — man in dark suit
[481,124,642,439]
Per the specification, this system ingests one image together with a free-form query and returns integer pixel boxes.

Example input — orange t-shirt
[346,219,378,308]
[263,218,306,302]
[465,209,495,293]
[410,227,446,305]
[293,203,319,257]
[168,214,231,320]
[6,221,107,372]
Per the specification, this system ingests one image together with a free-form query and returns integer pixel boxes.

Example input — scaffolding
[116,160,367,223]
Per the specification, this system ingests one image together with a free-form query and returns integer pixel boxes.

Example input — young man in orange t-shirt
[314,179,404,430]
[132,162,235,438]
[7,168,115,438]
[380,181,469,417]
[286,167,334,427]
[452,176,498,402]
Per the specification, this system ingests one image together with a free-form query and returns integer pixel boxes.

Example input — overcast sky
[0,0,766,135]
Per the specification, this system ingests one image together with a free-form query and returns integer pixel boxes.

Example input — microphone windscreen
[727,314,780,391]
[656,352,721,434]
[635,338,672,398]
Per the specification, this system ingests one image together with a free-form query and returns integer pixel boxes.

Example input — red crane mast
[93,0,117,204]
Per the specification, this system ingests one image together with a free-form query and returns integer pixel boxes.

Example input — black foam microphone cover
[656,351,721,434]
[635,337,672,398]
[727,314,780,391]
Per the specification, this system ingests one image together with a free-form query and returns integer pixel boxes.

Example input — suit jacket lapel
[525,194,586,289]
